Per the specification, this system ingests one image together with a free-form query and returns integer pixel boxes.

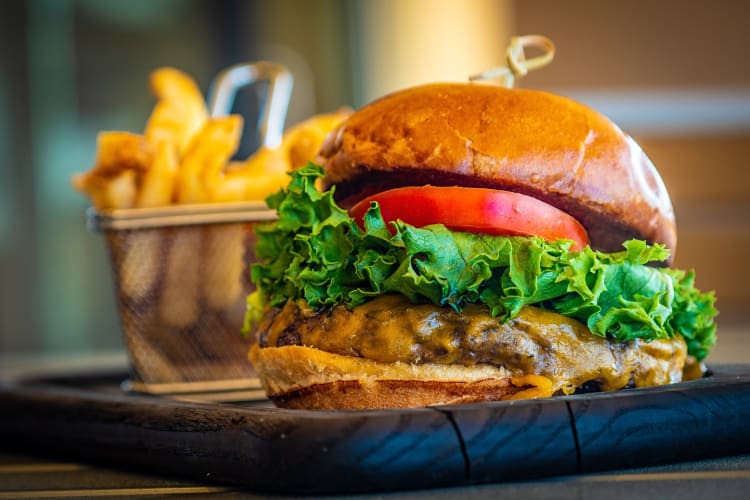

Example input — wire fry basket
[89,203,276,395]
[80,62,293,400]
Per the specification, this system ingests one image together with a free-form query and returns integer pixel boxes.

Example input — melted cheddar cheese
[256,294,687,395]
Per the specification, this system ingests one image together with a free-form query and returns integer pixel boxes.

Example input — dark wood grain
[0,383,464,493]
[434,397,578,482]
[2,365,750,494]
[567,365,750,472]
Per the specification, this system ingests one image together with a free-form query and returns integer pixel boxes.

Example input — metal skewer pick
[469,35,556,88]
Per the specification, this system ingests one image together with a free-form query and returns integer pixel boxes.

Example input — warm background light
[352,0,512,102]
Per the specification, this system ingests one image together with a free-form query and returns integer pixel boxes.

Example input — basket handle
[207,61,294,149]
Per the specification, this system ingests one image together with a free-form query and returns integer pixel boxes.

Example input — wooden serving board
[1,365,750,494]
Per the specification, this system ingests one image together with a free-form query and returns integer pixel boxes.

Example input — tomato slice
[349,186,590,251]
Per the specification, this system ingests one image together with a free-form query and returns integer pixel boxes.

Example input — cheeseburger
[245,83,717,409]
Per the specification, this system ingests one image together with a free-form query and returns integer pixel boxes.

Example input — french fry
[208,165,289,203]
[122,142,176,301]
[205,169,252,203]
[145,68,208,153]
[136,141,178,208]
[72,134,164,302]
[175,116,243,204]
[207,148,289,202]
[105,138,179,304]
[162,117,243,319]
[119,230,162,302]
[162,114,243,324]
[71,132,152,210]
[94,131,152,175]
[76,169,139,210]
[202,224,246,310]
[159,228,202,328]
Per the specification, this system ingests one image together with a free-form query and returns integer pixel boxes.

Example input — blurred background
[1,0,749,364]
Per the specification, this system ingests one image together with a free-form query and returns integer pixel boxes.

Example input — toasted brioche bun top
[318,83,676,255]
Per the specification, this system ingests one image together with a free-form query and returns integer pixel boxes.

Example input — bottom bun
[249,344,553,409]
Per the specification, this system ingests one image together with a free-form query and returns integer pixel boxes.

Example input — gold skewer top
[469,34,556,88]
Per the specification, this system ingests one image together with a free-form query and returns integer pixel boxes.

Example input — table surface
[2,449,750,499]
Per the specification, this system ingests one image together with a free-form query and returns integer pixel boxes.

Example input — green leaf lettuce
[247,163,717,360]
